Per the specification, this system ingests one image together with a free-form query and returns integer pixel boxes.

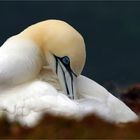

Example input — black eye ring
[61,56,70,65]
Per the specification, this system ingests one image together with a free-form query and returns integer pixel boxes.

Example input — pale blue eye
[62,56,70,65]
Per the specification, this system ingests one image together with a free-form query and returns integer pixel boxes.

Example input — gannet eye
[61,56,70,65]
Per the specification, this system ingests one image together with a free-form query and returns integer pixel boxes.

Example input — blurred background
[0,1,140,92]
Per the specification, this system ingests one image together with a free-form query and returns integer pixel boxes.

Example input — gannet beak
[54,55,77,100]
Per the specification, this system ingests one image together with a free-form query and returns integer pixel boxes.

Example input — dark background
[0,1,140,90]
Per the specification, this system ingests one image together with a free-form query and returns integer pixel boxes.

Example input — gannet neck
[0,37,44,88]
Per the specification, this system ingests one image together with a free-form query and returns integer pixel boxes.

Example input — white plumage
[0,20,138,127]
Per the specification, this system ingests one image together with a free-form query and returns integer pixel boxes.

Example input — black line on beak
[54,55,75,99]
[59,64,73,99]
[55,56,58,74]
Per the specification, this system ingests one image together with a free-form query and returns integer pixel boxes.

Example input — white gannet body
[0,20,138,127]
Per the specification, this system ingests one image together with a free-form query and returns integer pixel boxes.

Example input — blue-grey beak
[54,55,77,99]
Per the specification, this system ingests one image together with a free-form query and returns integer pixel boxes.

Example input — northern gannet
[0,20,138,127]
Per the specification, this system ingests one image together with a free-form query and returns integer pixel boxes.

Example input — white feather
[0,73,138,127]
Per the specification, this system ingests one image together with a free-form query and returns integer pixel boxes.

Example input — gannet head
[45,20,86,99]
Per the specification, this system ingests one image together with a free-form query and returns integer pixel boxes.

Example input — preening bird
[0,20,138,127]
